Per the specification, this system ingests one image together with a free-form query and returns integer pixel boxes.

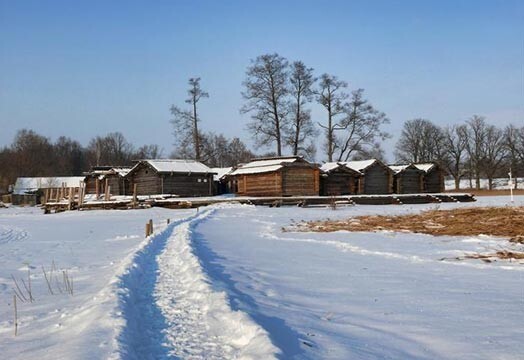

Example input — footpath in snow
[117,207,278,359]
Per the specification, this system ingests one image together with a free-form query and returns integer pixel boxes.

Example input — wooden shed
[389,164,424,194]
[127,159,215,197]
[84,166,131,196]
[344,159,393,194]
[415,163,446,193]
[319,162,361,196]
[230,156,320,197]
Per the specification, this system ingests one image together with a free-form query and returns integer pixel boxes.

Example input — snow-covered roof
[414,163,436,173]
[210,167,233,181]
[229,157,304,176]
[13,177,86,194]
[320,162,343,173]
[137,159,215,174]
[89,167,131,177]
[320,162,360,174]
[343,159,378,172]
[388,164,411,174]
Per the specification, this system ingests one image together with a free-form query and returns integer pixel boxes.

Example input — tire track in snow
[118,208,278,359]
[0,224,28,244]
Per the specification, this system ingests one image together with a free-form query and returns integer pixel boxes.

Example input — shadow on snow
[191,219,305,359]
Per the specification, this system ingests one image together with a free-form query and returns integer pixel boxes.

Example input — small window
[198,178,202,183]
[203,179,208,183]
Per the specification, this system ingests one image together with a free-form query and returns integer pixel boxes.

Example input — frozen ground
[0,196,523,359]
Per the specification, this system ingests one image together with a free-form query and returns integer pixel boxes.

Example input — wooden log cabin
[389,164,425,194]
[230,156,320,197]
[319,162,361,196]
[414,163,446,193]
[344,159,393,194]
[127,159,215,197]
[84,167,131,196]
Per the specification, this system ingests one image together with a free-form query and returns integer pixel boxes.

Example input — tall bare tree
[505,124,524,188]
[482,124,507,190]
[335,89,390,161]
[86,132,134,166]
[395,119,445,163]
[465,115,488,190]
[286,61,317,158]
[241,53,289,156]
[442,124,468,189]
[316,74,348,161]
[171,77,208,160]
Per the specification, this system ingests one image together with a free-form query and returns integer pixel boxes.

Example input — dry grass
[298,207,524,261]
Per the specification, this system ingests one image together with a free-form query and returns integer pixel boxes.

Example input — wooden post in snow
[95,178,100,200]
[68,187,73,210]
[149,219,153,234]
[104,178,109,201]
[145,222,151,237]
[44,188,49,204]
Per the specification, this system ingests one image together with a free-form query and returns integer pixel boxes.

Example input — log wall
[424,169,445,193]
[282,167,319,196]
[162,173,213,196]
[320,171,357,195]
[362,163,392,194]
[131,165,161,195]
[237,172,282,197]
[394,169,423,194]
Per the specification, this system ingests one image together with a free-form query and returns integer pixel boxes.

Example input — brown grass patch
[299,206,524,241]
[297,206,524,262]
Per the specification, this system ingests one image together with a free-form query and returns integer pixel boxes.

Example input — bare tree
[442,124,468,189]
[241,53,289,156]
[335,89,390,161]
[54,136,85,175]
[135,144,163,159]
[196,132,254,167]
[171,77,208,160]
[86,132,134,166]
[465,115,488,190]
[316,74,348,161]
[286,61,317,158]
[395,119,445,163]
[11,129,54,176]
[505,124,524,188]
[482,124,507,190]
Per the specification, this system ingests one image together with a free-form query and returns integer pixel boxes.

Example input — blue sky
[1,0,523,161]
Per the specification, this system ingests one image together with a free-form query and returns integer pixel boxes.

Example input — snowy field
[1,196,523,359]
[445,177,523,190]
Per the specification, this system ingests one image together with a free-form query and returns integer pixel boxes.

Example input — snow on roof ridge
[343,159,378,172]
[132,159,215,174]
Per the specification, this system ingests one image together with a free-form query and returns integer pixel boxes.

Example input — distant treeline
[0,129,254,193]
[394,117,524,190]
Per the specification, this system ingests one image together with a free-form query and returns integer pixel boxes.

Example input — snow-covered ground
[1,196,523,359]
[445,177,523,190]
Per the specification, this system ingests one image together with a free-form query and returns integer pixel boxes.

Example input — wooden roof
[230,156,316,176]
